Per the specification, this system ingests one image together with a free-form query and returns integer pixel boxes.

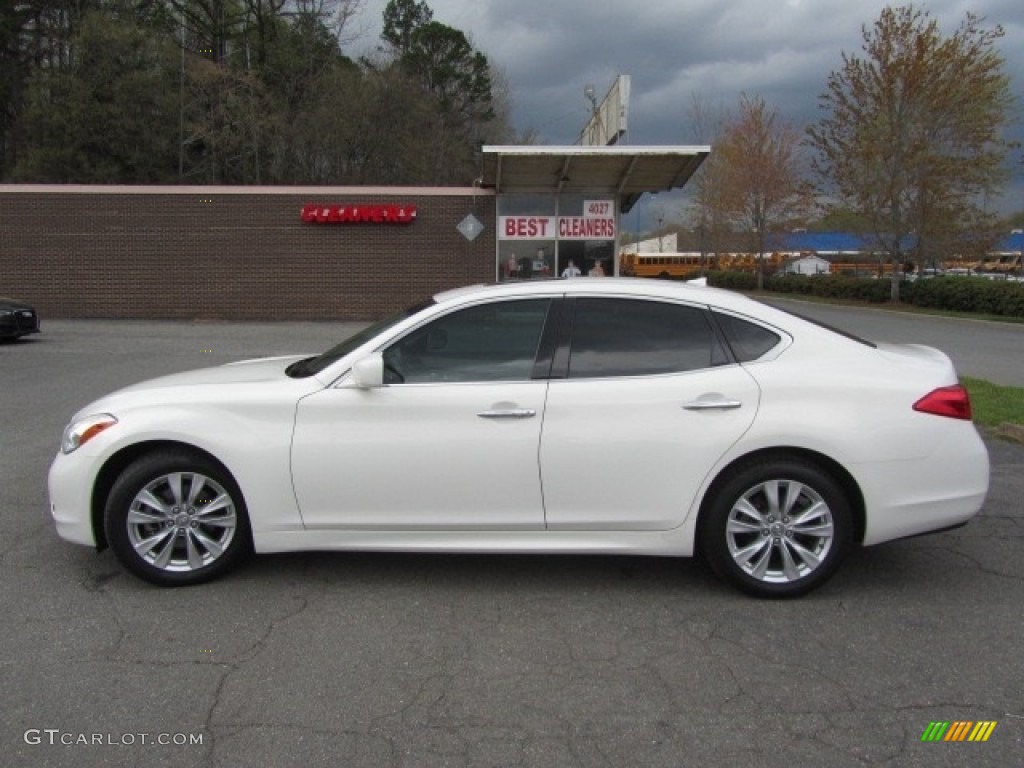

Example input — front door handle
[477,408,537,419]
[682,398,742,411]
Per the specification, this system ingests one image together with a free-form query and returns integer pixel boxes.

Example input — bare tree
[685,91,730,271]
[715,94,812,288]
[807,5,1015,300]
[286,0,365,46]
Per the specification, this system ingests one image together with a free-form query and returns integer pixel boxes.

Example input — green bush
[707,272,893,303]
[704,271,1024,318]
[908,277,1024,317]
[705,271,758,291]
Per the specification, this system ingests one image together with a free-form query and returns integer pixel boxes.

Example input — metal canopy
[480,145,710,212]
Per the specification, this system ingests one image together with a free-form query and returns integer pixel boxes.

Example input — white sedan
[49,279,989,597]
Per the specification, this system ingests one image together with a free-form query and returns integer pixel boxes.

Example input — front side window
[383,299,551,384]
[287,298,435,378]
[568,298,727,379]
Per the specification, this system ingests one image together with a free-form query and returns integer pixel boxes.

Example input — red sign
[498,215,615,241]
[301,204,417,224]
[499,216,557,239]
[558,217,615,239]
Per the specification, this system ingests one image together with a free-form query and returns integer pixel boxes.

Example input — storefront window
[499,242,555,280]
[496,193,617,281]
[497,194,556,282]
[557,240,614,277]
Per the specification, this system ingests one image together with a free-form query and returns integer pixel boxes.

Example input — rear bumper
[858,425,989,546]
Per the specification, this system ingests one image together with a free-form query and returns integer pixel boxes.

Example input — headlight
[0,310,12,317]
[61,414,118,454]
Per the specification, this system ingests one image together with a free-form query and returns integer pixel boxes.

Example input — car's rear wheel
[104,451,251,586]
[700,458,852,598]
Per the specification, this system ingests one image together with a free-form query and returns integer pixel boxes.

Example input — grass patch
[961,376,1024,428]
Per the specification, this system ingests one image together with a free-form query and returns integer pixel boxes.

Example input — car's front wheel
[700,457,852,598]
[104,451,251,586]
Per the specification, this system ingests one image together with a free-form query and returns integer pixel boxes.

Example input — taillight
[913,385,972,420]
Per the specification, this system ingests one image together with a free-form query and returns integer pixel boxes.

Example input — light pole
[583,85,601,146]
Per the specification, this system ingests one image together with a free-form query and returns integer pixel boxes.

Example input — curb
[992,423,1024,444]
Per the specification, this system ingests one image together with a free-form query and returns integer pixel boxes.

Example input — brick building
[0,185,496,321]
[0,146,708,321]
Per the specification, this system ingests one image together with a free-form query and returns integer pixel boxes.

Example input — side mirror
[349,353,384,389]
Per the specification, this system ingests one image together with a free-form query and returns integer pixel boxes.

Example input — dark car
[0,297,41,340]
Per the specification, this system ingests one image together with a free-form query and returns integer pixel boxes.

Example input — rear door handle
[682,398,742,411]
[477,409,537,419]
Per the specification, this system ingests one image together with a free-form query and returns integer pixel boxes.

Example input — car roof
[432,277,760,313]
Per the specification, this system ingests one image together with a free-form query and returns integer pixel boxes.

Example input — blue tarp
[769,231,1023,254]
[996,232,1024,251]
[771,232,879,253]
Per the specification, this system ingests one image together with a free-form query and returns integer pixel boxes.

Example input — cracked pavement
[2,316,1022,767]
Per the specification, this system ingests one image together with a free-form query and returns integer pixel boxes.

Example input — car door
[540,296,761,531]
[290,298,553,530]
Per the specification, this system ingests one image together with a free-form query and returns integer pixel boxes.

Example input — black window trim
[547,296,575,379]
[530,296,569,380]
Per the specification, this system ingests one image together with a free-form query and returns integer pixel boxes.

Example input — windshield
[286,298,436,378]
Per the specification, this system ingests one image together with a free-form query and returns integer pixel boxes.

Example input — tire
[104,450,251,586]
[700,457,852,598]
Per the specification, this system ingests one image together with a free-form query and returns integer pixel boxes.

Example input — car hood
[123,355,310,391]
[0,297,35,311]
[74,355,315,417]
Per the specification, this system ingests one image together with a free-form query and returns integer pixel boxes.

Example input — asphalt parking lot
[2,311,1023,768]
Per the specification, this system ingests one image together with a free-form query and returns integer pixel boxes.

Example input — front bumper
[48,450,98,548]
[0,309,40,338]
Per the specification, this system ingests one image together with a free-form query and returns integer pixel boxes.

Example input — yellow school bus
[621,251,791,278]
[620,252,706,278]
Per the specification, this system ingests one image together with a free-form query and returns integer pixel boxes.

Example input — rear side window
[568,298,728,378]
[713,312,782,362]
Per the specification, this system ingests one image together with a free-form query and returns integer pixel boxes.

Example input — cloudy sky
[349,0,1024,220]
